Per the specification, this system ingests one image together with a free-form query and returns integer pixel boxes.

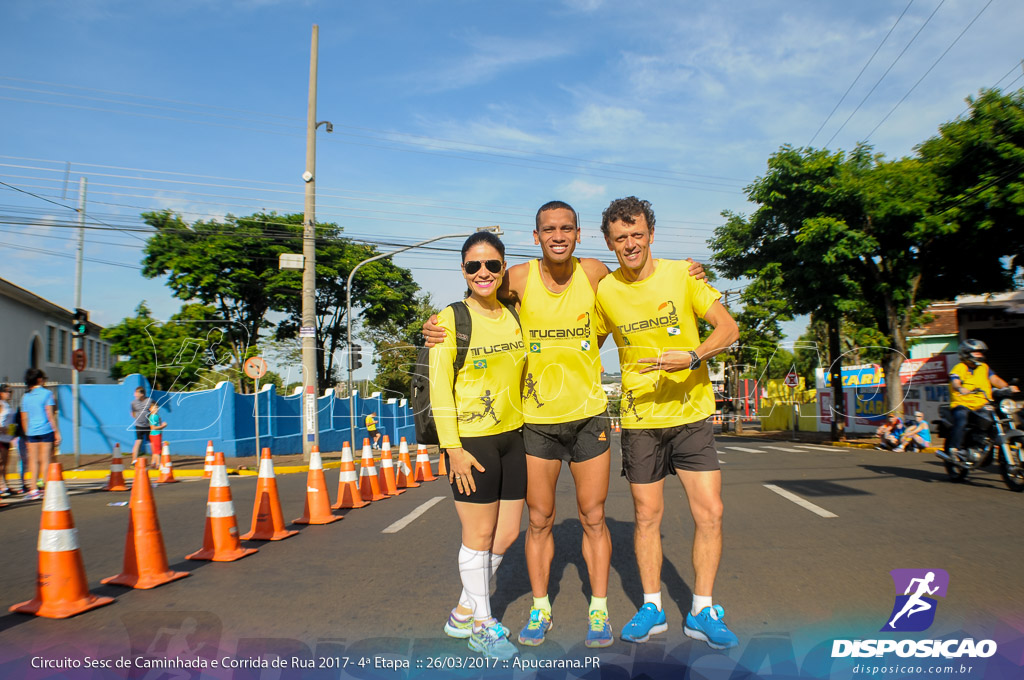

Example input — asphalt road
[1,434,1022,679]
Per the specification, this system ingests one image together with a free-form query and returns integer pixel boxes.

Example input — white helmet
[959,339,988,364]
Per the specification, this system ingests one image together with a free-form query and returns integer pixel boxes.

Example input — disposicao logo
[832,568,997,660]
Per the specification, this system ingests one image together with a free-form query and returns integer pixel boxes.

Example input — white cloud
[562,179,606,200]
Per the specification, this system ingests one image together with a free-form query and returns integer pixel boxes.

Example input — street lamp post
[345,227,501,445]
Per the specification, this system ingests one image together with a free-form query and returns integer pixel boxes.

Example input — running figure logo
[623,390,643,422]
[881,568,949,632]
[459,389,501,426]
[524,373,544,408]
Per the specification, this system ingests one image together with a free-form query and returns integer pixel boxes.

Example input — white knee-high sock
[458,545,492,621]
[459,552,503,611]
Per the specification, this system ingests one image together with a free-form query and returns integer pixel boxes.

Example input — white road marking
[793,444,829,451]
[763,484,837,518]
[763,446,806,453]
[382,496,446,534]
[724,446,764,454]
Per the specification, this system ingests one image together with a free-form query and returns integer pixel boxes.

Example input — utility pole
[73,177,86,468]
[301,24,320,462]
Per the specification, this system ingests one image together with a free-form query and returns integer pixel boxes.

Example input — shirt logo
[581,340,591,351]
[473,359,488,369]
[529,342,542,353]
[882,569,948,632]
[617,300,680,337]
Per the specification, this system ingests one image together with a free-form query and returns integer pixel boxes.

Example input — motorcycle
[935,387,1024,492]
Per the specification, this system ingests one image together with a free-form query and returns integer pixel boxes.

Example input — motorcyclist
[945,339,1019,461]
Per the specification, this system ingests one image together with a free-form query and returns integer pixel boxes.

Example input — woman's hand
[446,447,486,495]
[422,314,446,348]
[637,350,696,374]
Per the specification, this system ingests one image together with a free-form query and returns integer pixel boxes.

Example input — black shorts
[25,432,56,444]
[524,412,611,464]
[136,427,150,441]
[446,428,527,504]
[620,418,719,484]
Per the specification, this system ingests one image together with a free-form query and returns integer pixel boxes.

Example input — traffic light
[73,308,89,337]
[350,343,363,371]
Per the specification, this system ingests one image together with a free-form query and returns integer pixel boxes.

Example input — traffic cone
[203,440,215,478]
[413,444,437,482]
[242,448,298,540]
[438,449,448,476]
[157,441,179,484]
[358,439,388,502]
[149,432,162,468]
[333,441,367,509]
[105,444,129,492]
[294,445,341,524]
[102,459,190,589]
[376,436,405,496]
[9,463,115,618]
[185,451,258,562]
[395,437,419,489]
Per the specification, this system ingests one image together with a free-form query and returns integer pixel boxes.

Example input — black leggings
[446,429,526,504]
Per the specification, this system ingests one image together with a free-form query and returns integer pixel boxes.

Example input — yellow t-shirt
[595,259,721,429]
[365,415,377,432]
[949,362,993,410]
[519,258,608,424]
[429,302,526,449]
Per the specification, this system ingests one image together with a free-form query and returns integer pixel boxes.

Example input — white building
[0,277,114,385]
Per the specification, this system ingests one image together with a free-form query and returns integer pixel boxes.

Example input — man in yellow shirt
[365,412,381,449]
[595,196,740,649]
[945,339,1017,461]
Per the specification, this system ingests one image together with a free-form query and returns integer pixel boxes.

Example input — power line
[864,0,996,141]
[808,0,915,146]
[825,0,948,148]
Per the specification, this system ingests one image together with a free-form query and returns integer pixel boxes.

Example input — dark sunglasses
[463,259,503,275]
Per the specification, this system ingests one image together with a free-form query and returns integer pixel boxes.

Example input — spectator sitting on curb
[894,411,931,452]
[876,414,903,450]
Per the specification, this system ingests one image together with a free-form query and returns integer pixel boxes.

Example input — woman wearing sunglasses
[429,231,526,660]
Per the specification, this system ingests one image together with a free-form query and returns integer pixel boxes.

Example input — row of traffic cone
[11,437,445,619]
[105,442,182,491]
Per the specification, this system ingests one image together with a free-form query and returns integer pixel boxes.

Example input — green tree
[361,294,438,399]
[101,301,223,390]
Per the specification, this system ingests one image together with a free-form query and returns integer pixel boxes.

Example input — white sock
[459,552,503,611]
[692,594,713,616]
[458,545,491,622]
[643,592,663,611]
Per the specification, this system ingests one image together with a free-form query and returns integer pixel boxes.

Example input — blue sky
[2,0,1022,378]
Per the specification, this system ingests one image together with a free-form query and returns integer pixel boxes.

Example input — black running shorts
[523,411,611,464]
[445,428,527,504]
[620,418,719,483]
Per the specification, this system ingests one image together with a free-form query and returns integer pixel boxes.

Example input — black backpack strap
[451,301,473,375]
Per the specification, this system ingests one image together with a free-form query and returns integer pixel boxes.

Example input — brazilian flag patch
[473,359,488,369]
[529,342,542,353]
[667,326,681,336]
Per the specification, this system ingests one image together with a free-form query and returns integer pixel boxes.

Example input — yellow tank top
[595,259,721,428]
[519,258,608,424]
[429,303,526,449]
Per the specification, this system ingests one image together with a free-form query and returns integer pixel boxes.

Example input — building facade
[0,277,114,385]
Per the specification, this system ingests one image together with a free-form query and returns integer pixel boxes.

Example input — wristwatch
[687,350,702,371]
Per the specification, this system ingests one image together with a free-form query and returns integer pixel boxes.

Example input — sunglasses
[463,259,503,275]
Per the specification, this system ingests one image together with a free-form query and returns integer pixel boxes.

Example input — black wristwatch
[687,350,701,371]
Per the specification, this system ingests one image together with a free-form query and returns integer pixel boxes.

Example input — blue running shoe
[621,603,667,643]
[444,608,509,639]
[585,610,613,648]
[517,608,553,646]
[469,621,519,659]
[685,605,738,650]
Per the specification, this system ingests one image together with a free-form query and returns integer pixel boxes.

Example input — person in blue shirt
[19,368,60,500]
[895,411,932,452]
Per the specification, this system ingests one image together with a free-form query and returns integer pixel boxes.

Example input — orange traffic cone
[414,443,437,482]
[333,441,368,509]
[438,449,448,477]
[103,458,190,589]
[376,436,405,496]
[294,445,341,524]
[105,444,129,492]
[395,437,419,489]
[149,432,162,468]
[185,452,258,562]
[242,448,298,540]
[358,439,388,502]
[10,463,115,618]
[157,441,179,484]
[203,440,215,478]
